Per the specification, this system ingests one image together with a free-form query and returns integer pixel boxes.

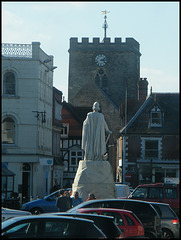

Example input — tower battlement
[69,37,140,53]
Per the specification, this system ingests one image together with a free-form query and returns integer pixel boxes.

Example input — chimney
[138,78,148,102]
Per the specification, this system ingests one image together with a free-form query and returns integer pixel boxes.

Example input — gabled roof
[120,93,179,135]
[62,101,92,125]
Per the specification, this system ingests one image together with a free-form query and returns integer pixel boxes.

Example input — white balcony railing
[2,43,32,58]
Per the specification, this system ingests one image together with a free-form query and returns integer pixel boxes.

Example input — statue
[82,102,112,161]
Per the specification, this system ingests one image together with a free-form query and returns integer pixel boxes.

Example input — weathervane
[102,10,110,39]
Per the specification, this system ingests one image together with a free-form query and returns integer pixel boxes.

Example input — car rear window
[124,201,156,221]
[152,205,177,218]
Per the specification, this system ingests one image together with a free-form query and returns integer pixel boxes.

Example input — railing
[2,43,32,58]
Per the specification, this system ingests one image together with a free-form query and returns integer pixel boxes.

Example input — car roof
[148,202,170,207]
[2,214,94,223]
[46,212,114,220]
[78,207,133,214]
[136,183,178,187]
[72,198,153,205]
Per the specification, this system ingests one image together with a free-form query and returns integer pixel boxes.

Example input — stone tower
[68,37,141,107]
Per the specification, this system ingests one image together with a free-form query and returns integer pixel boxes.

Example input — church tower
[68,11,141,106]
[67,12,142,179]
[68,11,141,107]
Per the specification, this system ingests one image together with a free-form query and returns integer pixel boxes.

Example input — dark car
[68,198,162,238]
[150,202,180,239]
[128,183,180,217]
[44,212,123,238]
[1,215,106,239]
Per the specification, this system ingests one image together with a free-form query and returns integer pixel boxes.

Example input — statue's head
[92,102,100,112]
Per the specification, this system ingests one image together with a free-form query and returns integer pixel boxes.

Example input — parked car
[149,202,180,239]
[1,207,31,222]
[20,190,61,214]
[115,184,131,198]
[1,215,106,239]
[128,183,180,217]
[67,198,162,238]
[44,212,123,238]
[77,208,145,238]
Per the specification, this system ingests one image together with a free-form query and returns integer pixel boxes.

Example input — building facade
[118,93,180,188]
[52,87,64,190]
[2,42,55,202]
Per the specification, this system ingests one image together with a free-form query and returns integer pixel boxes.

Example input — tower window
[95,69,108,93]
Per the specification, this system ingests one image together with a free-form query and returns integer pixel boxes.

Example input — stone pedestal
[72,160,117,201]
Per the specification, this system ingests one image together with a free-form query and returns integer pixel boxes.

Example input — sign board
[40,158,53,166]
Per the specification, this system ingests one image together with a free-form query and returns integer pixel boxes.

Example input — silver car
[1,207,31,222]
[150,202,180,239]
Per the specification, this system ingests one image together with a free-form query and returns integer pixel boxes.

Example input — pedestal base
[72,160,117,201]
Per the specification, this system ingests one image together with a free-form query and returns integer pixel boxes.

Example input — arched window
[3,72,16,95]
[2,118,15,144]
[95,69,108,93]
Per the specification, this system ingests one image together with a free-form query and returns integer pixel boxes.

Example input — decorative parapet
[1,42,52,63]
[2,43,32,58]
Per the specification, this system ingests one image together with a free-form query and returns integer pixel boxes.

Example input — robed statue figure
[82,102,112,161]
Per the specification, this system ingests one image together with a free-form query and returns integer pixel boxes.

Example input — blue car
[21,190,70,214]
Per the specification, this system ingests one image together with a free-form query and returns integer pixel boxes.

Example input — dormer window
[150,105,162,127]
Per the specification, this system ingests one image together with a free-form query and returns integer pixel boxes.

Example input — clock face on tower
[95,54,107,67]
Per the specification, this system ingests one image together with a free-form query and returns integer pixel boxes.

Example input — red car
[128,183,180,217]
[78,208,144,238]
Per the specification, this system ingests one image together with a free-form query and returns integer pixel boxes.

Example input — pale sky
[2,1,179,101]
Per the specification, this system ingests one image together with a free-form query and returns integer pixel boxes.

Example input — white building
[2,42,56,202]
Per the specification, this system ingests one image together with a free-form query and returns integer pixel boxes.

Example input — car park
[1,207,31,222]
[150,202,180,239]
[44,212,123,238]
[20,190,61,214]
[67,198,162,238]
[1,215,106,239]
[128,183,180,217]
[77,207,145,238]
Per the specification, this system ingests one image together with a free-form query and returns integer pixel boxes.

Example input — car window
[101,211,125,226]
[48,191,60,201]
[104,201,125,209]
[165,188,177,199]
[84,202,104,208]
[152,205,176,218]
[5,223,30,234]
[4,221,39,238]
[132,187,148,198]
[124,201,155,220]
[42,220,77,237]
[123,214,135,226]
[149,187,163,199]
